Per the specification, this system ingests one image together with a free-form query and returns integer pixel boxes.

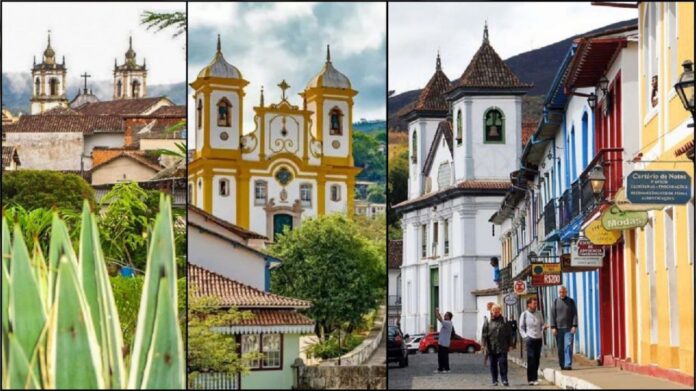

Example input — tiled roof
[90,151,162,172]
[2,145,19,168]
[76,97,167,116]
[412,60,451,113]
[451,39,532,90]
[59,170,92,182]
[422,120,453,175]
[675,139,694,157]
[233,309,314,326]
[521,121,537,147]
[457,180,510,190]
[394,180,511,210]
[149,105,186,117]
[42,106,83,116]
[188,263,311,309]
[188,205,268,240]
[4,114,122,134]
[388,240,402,269]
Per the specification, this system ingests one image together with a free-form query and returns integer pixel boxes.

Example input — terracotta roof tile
[388,240,402,269]
[451,41,532,90]
[149,105,186,117]
[188,263,311,309]
[42,106,83,116]
[521,121,537,147]
[4,114,122,134]
[188,205,268,240]
[76,97,168,116]
[394,180,511,210]
[675,139,694,157]
[233,309,314,326]
[413,68,451,112]
[90,151,162,172]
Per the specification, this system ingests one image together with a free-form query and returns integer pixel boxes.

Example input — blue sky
[188,2,386,146]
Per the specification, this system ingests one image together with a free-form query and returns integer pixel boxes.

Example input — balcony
[388,295,402,315]
[543,198,557,238]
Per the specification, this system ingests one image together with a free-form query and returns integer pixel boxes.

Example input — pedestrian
[520,297,548,385]
[481,302,495,366]
[550,286,578,370]
[434,307,453,374]
[482,304,513,386]
[508,315,518,348]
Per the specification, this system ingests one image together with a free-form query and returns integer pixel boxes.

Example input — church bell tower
[30,31,69,114]
[113,36,148,100]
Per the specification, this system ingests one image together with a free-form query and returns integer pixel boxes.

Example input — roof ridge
[451,41,532,90]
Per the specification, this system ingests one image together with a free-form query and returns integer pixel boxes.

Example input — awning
[559,215,584,243]
[565,37,627,89]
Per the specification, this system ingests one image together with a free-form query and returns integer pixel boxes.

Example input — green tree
[1,170,95,212]
[140,11,186,38]
[353,131,386,182]
[187,287,261,381]
[387,149,409,237]
[366,183,386,203]
[268,214,384,339]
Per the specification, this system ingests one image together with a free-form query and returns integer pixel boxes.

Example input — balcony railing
[543,198,557,237]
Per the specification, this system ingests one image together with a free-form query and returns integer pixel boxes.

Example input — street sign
[584,220,621,245]
[513,280,527,295]
[504,293,518,305]
[614,187,664,211]
[531,263,562,287]
[601,205,649,230]
[571,239,604,267]
[626,171,692,205]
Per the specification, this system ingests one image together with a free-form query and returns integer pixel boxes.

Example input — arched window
[131,80,141,97]
[483,108,505,143]
[219,178,230,197]
[35,78,41,96]
[581,111,589,167]
[196,99,203,129]
[329,107,343,135]
[117,80,123,97]
[217,98,232,127]
[411,129,417,164]
[456,109,463,145]
[49,78,59,96]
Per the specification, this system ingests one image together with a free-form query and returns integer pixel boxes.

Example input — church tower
[113,36,147,100]
[30,32,69,114]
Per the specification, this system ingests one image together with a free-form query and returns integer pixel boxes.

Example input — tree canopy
[1,170,95,212]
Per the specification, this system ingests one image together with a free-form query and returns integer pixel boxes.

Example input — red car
[418,332,482,354]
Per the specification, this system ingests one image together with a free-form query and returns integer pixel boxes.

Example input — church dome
[197,35,242,79]
[306,45,351,89]
[43,33,55,63]
[125,36,137,63]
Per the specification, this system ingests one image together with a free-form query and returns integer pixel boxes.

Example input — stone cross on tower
[278,79,290,101]
[80,72,91,94]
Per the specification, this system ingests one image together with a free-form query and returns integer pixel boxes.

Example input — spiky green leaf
[8,334,39,389]
[2,261,10,388]
[47,215,77,305]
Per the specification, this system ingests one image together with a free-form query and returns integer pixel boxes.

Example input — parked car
[405,333,425,354]
[418,332,482,354]
[387,325,409,367]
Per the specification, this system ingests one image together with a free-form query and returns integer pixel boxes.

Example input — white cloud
[244,3,317,34]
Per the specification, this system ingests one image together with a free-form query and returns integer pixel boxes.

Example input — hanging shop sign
[513,280,527,295]
[601,205,649,231]
[626,171,692,205]
[570,238,604,267]
[500,266,512,290]
[504,293,518,306]
[584,220,621,245]
[561,254,601,272]
[531,263,562,287]
[614,188,664,211]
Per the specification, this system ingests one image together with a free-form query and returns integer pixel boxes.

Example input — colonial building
[388,240,403,326]
[188,35,360,239]
[30,32,69,114]
[395,24,530,338]
[113,36,148,100]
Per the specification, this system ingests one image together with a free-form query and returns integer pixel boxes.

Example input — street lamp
[528,251,538,263]
[588,165,606,195]
[598,75,609,94]
[587,93,597,110]
[674,60,694,118]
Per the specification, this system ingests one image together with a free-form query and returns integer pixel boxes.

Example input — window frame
[219,178,230,197]
[239,333,284,371]
[411,129,418,164]
[483,107,505,144]
[196,99,203,129]
[329,106,344,136]
[217,97,232,127]
[254,180,267,205]
[131,79,141,97]
[456,109,463,145]
[330,184,342,202]
[300,183,313,208]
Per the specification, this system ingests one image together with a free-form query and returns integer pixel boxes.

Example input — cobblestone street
[388,352,559,389]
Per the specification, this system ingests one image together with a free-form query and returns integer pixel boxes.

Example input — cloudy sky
[2,2,186,98]
[188,2,386,147]
[389,2,636,94]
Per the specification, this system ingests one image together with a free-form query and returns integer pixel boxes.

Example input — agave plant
[1,195,184,389]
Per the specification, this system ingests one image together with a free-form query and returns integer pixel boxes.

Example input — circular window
[220,131,229,141]
[275,166,293,186]
[332,140,341,149]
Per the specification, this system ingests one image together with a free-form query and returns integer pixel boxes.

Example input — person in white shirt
[519,297,548,385]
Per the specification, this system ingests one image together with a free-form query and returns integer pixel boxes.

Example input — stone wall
[293,362,386,390]
[322,306,385,366]
[5,132,83,170]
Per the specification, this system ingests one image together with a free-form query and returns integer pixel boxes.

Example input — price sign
[531,263,562,287]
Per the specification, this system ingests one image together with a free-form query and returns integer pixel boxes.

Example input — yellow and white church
[189,35,361,240]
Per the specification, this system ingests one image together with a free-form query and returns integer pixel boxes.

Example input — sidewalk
[509,352,691,389]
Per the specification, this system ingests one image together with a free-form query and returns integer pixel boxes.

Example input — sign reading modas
[584,220,621,245]
[571,238,604,267]
[601,205,649,230]
[531,263,562,287]
[627,171,692,205]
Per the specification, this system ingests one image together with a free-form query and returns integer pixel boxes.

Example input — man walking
[434,307,453,374]
[482,304,513,386]
[550,286,578,370]
[520,297,548,385]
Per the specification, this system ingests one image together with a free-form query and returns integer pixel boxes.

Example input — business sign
[504,293,518,306]
[561,254,600,272]
[626,171,692,205]
[571,238,604,267]
[584,220,621,245]
[614,187,664,211]
[500,266,512,289]
[531,263,562,287]
[601,205,649,231]
[513,280,527,295]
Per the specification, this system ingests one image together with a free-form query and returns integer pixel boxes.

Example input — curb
[509,355,601,389]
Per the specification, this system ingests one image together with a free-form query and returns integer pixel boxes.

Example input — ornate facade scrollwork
[269,114,300,154]
[309,117,323,158]
[241,115,260,153]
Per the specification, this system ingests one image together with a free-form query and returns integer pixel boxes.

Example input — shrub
[1,170,95,212]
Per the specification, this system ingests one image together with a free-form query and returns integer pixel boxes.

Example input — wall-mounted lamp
[598,75,609,94]
[588,165,606,195]
[675,60,694,119]
[587,93,597,110]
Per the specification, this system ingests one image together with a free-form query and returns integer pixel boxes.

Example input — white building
[395,24,532,338]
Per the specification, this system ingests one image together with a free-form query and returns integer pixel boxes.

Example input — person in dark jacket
[550,286,578,370]
[482,304,514,386]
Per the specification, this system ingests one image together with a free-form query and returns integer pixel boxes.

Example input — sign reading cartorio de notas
[531,263,561,287]
[627,171,692,204]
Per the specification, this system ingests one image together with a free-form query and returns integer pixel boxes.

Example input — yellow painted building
[624,1,694,382]
[188,36,360,239]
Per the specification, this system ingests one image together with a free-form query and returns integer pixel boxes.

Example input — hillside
[2,72,187,115]
[388,18,637,132]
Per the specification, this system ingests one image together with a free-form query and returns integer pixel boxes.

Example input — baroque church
[189,35,361,240]
[4,32,185,186]
[394,24,532,339]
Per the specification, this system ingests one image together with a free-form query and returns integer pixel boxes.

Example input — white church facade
[395,24,532,339]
